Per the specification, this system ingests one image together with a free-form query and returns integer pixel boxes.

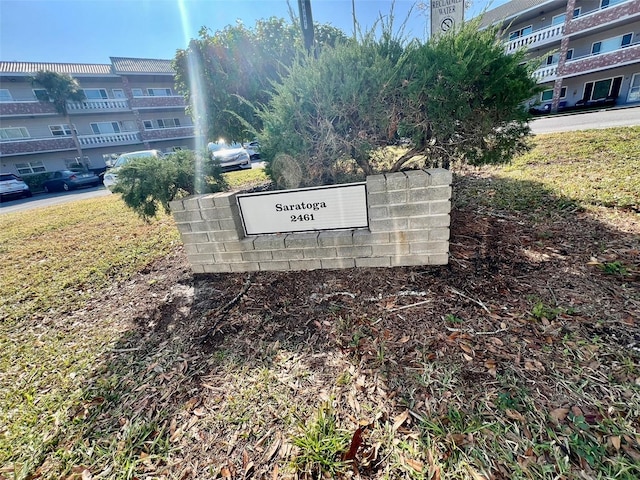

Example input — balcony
[78,132,140,146]
[130,95,187,110]
[140,126,195,142]
[561,43,640,77]
[67,99,130,112]
[532,65,559,83]
[566,0,639,36]
[505,23,564,53]
[0,101,57,117]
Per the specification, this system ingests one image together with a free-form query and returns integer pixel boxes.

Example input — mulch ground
[60,170,639,479]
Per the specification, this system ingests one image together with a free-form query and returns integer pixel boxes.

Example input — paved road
[530,105,640,134]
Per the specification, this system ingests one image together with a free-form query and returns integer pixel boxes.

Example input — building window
[49,124,76,136]
[545,53,560,65]
[541,89,553,102]
[573,7,581,18]
[33,89,49,101]
[566,49,574,60]
[627,73,640,103]
[584,76,623,101]
[593,33,635,55]
[15,160,46,174]
[131,88,144,97]
[0,89,13,102]
[157,118,181,128]
[1,127,30,140]
[147,88,172,96]
[509,25,533,40]
[592,42,602,55]
[91,122,121,134]
[560,87,567,98]
[113,89,126,98]
[83,88,108,100]
[621,33,633,47]
[143,120,153,129]
[551,14,565,26]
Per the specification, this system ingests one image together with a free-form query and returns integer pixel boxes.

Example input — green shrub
[22,173,51,192]
[113,149,228,220]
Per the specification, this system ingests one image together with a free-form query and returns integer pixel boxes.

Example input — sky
[0,0,508,64]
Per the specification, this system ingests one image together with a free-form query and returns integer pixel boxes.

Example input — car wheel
[63,183,70,191]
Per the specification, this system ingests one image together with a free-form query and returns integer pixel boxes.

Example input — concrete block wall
[169,169,452,273]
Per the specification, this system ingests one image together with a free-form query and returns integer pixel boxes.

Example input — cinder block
[191,264,205,274]
[385,172,408,191]
[284,232,319,248]
[175,222,192,234]
[219,218,241,231]
[259,261,291,271]
[200,208,223,221]
[368,191,407,206]
[213,206,236,221]
[187,253,216,264]
[372,243,410,256]
[303,247,337,259]
[230,262,260,272]
[429,253,450,265]
[272,248,305,260]
[212,191,238,207]
[355,257,392,268]
[242,250,273,262]
[429,228,451,241]
[190,220,220,232]
[214,252,244,263]
[405,170,429,188]
[224,238,255,252]
[253,235,286,250]
[318,230,354,247]
[181,232,210,244]
[353,230,390,245]
[430,200,452,215]
[410,241,449,254]
[369,218,409,233]
[321,258,356,269]
[169,199,185,212]
[390,254,432,267]
[183,197,201,211]
[197,242,227,254]
[288,259,322,271]
[408,214,450,229]
[172,209,202,223]
[368,205,389,220]
[366,174,386,193]
[408,186,452,203]
[427,168,453,186]
[183,244,199,255]
[335,245,373,258]
[196,194,216,209]
[389,231,428,243]
[209,230,241,242]
[203,263,232,273]
[388,203,429,217]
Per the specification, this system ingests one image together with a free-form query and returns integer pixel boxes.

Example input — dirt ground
[62,170,639,479]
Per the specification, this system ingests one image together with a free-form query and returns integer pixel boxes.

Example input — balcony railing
[561,43,640,76]
[78,132,140,146]
[505,23,564,53]
[532,65,559,82]
[67,99,129,111]
[574,0,631,19]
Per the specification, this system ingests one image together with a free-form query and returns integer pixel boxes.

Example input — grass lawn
[0,128,638,479]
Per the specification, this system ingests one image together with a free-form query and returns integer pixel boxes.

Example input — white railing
[532,65,558,82]
[506,23,564,52]
[67,99,129,111]
[78,132,139,146]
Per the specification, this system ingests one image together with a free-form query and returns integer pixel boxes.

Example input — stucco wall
[170,169,452,273]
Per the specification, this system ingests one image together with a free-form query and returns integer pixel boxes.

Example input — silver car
[0,173,32,200]
[207,141,251,170]
[103,150,164,191]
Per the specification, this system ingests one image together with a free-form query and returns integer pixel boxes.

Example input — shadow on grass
[23,173,640,479]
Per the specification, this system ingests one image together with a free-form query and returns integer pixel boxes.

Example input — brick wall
[169,169,452,273]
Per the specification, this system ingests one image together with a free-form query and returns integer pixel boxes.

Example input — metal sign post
[298,0,315,53]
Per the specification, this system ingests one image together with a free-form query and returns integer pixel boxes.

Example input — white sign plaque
[237,183,368,235]
[430,0,464,38]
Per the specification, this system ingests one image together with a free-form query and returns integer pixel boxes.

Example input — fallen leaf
[463,353,473,362]
[393,410,410,432]
[459,343,474,355]
[505,409,525,422]
[610,436,621,450]
[401,455,424,472]
[343,427,364,461]
[550,408,570,423]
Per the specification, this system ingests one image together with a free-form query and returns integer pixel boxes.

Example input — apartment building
[0,57,195,177]
[481,0,640,113]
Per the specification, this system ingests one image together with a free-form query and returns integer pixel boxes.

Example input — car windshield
[208,142,242,152]
[0,174,17,181]
[114,151,157,168]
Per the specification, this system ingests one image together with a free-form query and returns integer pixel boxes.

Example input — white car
[208,141,251,170]
[0,173,32,200]
[103,149,164,191]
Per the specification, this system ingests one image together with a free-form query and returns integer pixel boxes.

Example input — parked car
[243,140,261,160]
[42,170,101,192]
[208,141,252,170]
[0,173,32,201]
[103,150,164,191]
